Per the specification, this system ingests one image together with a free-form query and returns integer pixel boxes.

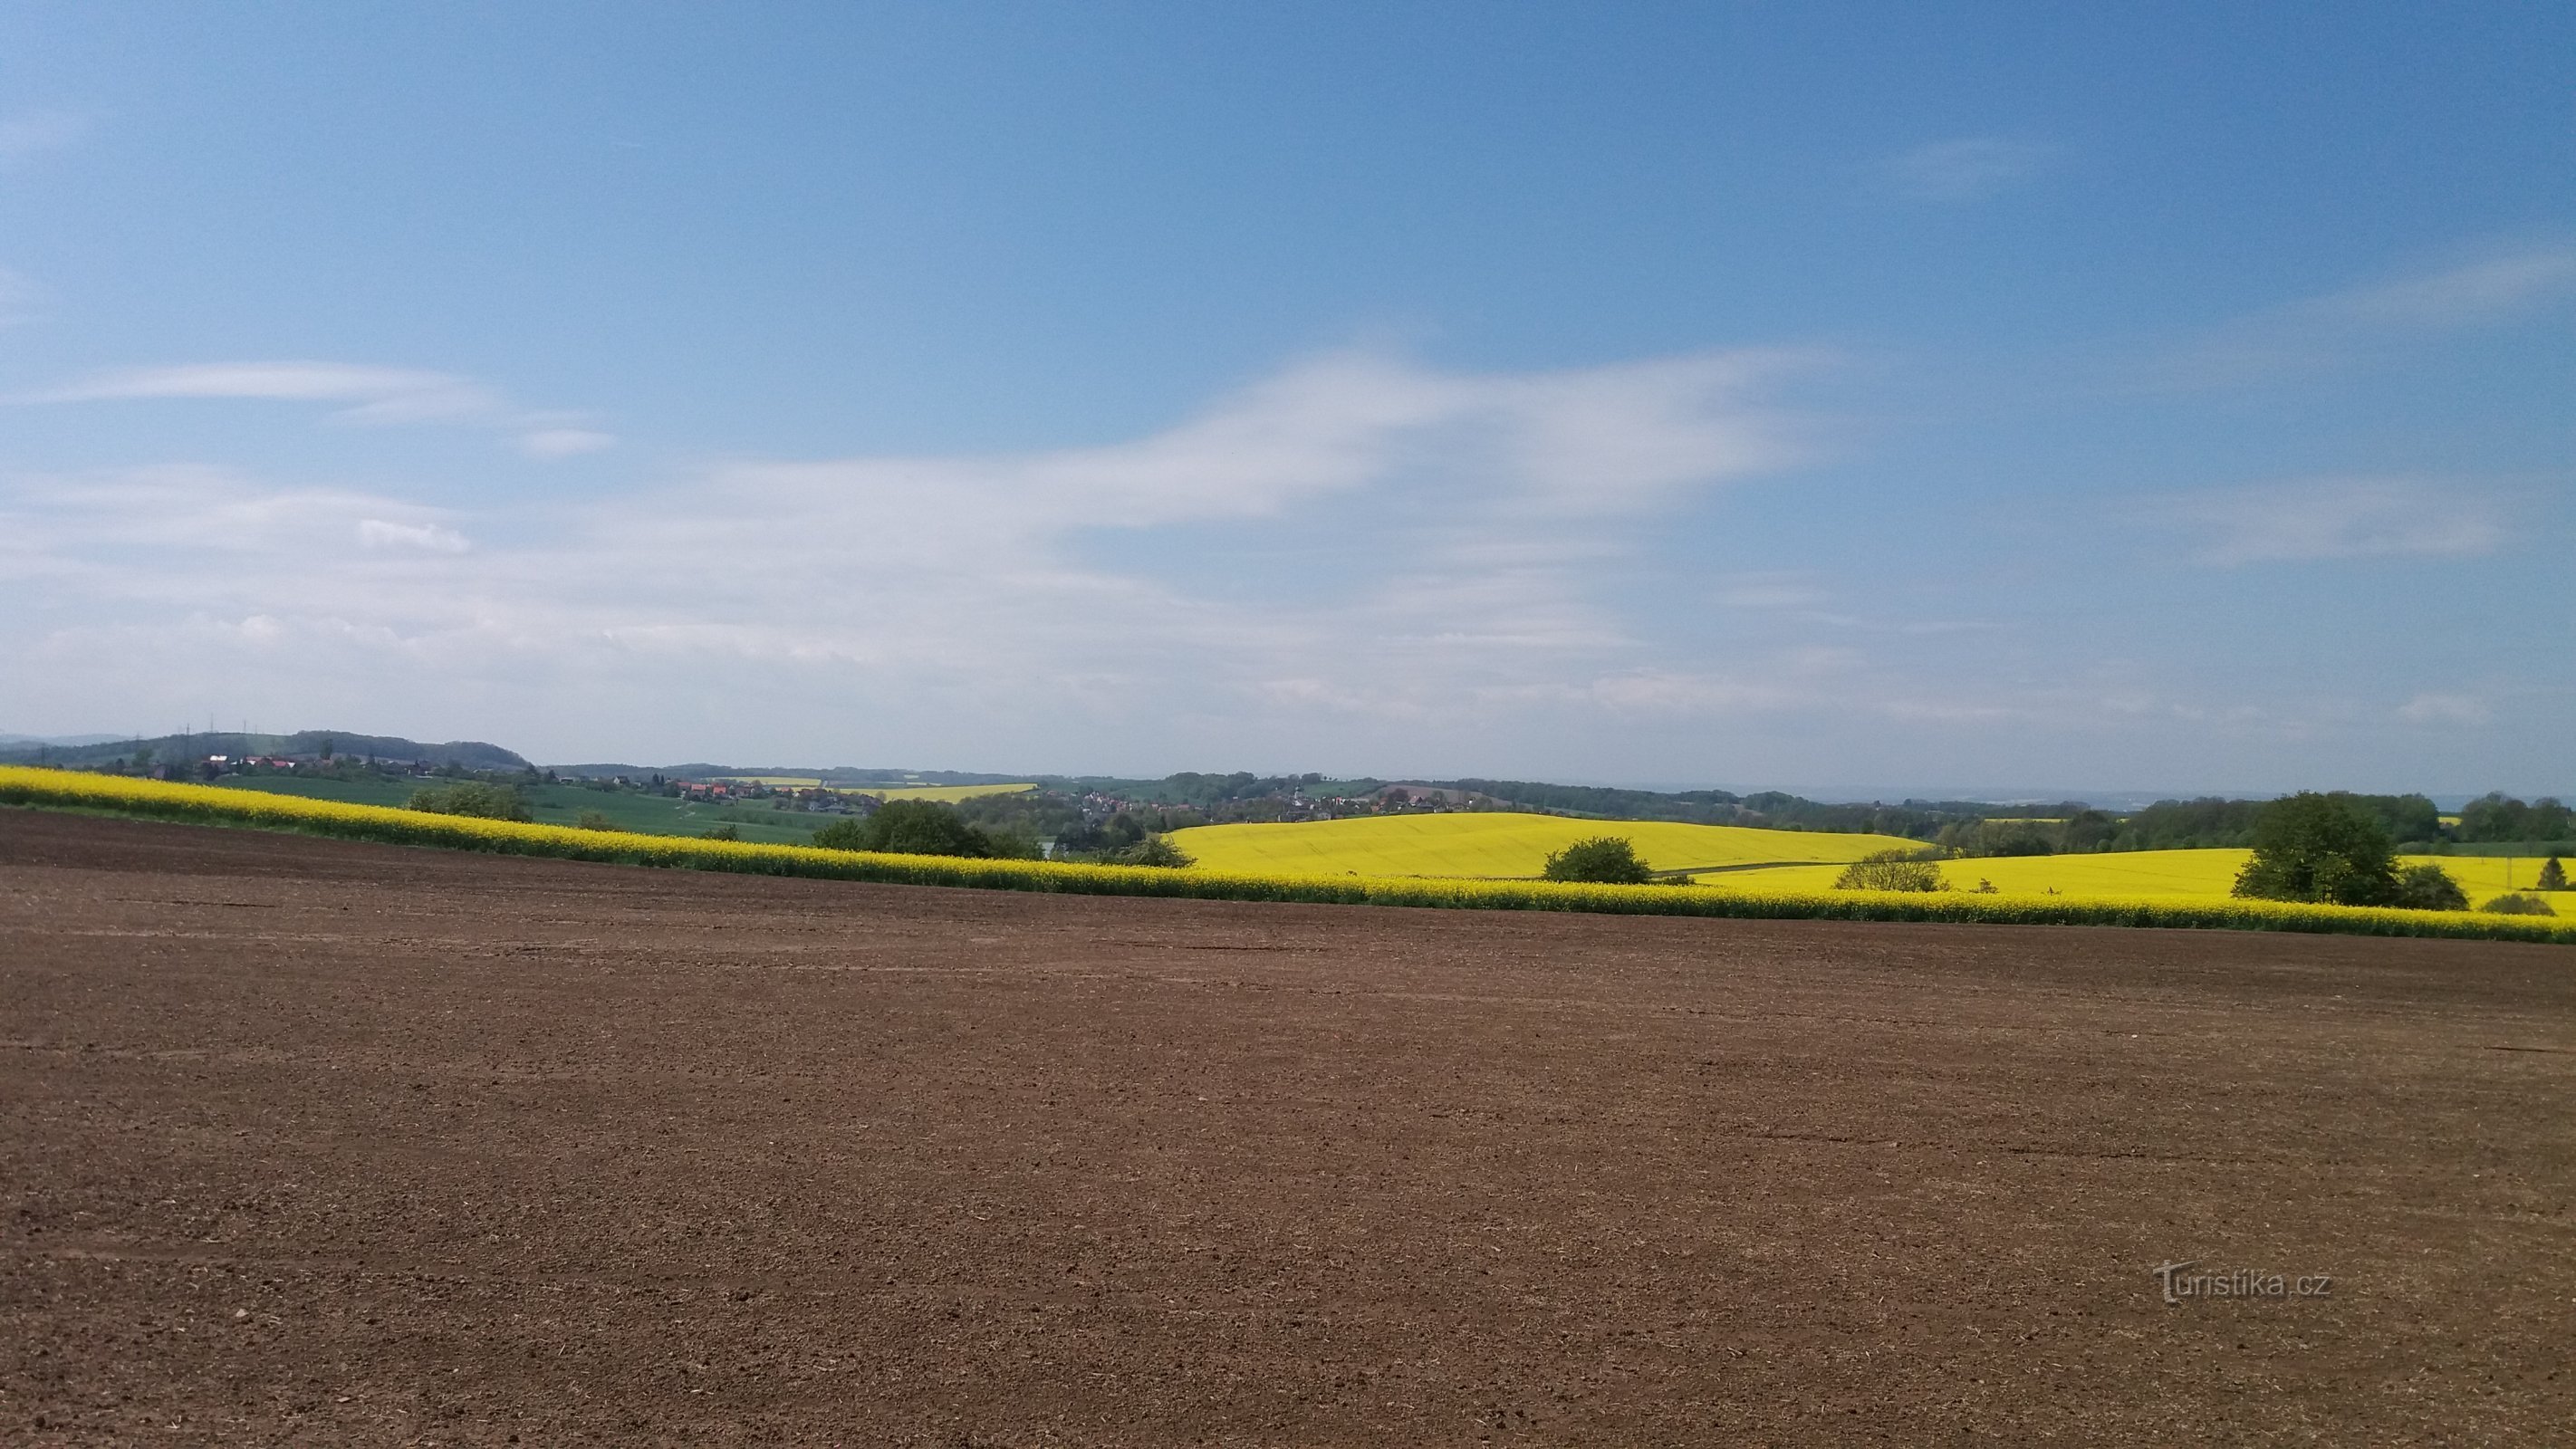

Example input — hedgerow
[4,768,2570,945]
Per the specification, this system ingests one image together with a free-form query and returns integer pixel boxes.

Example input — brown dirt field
[3,811,2572,1446]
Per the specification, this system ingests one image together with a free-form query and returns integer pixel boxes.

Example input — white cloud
[357,519,471,553]
[2149,477,2505,566]
[23,360,611,459]
[1879,137,2057,202]
[2397,693,2491,726]
[0,110,87,168]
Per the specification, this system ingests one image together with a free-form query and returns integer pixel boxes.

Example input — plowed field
[5,811,2571,1445]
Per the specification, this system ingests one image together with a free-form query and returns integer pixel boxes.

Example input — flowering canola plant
[4,766,2569,945]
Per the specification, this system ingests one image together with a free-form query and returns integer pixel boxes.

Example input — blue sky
[2,3,2568,793]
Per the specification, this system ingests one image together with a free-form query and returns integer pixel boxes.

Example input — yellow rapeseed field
[853,783,1035,803]
[1703,849,2555,907]
[1173,811,1918,878]
[2,767,2565,944]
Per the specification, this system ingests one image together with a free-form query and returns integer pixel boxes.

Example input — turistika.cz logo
[2153,1260,2332,1305]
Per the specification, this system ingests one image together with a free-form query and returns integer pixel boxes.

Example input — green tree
[2535,800,2574,842]
[1542,836,1654,884]
[1833,849,1947,892]
[2535,856,2567,891]
[2389,863,2467,911]
[575,810,615,832]
[406,781,532,822]
[2232,792,2398,906]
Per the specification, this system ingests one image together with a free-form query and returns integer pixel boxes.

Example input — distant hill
[0,729,530,772]
[0,733,126,747]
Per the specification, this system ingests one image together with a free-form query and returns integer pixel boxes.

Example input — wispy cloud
[2148,477,2504,566]
[0,349,1881,760]
[23,360,615,457]
[517,427,617,458]
[2397,693,2491,726]
[37,362,504,421]
[1879,136,2057,202]
[0,265,40,327]
[2153,243,2576,385]
[0,110,87,168]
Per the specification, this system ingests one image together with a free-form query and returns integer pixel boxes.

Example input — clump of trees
[1053,806,1206,855]
[405,782,531,822]
[2457,794,2574,845]
[1108,835,1195,868]
[2481,894,2556,916]
[1833,849,1947,892]
[2233,793,2397,906]
[812,799,1033,859]
[1542,836,1654,884]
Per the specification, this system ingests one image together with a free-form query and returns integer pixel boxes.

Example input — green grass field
[1173,812,1920,878]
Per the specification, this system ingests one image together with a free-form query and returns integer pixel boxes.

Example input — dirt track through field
[4,811,2571,1445]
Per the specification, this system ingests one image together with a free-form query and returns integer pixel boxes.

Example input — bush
[1834,849,1947,892]
[2233,792,2397,906]
[575,810,614,832]
[2540,856,2568,891]
[1113,834,1195,868]
[406,781,531,822]
[1542,836,1653,885]
[812,798,1024,859]
[702,823,740,841]
[2389,863,2468,911]
[2482,893,2556,916]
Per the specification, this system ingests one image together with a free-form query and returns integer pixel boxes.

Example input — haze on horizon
[2,5,2568,797]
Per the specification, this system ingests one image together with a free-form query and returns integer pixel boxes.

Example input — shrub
[1542,836,1653,885]
[575,810,614,832]
[2389,863,2468,912]
[2232,792,2397,906]
[1835,849,1947,892]
[1113,834,1195,868]
[2540,856,2568,891]
[702,823,740,841]
[406,781,531,822]
[2482,893,2556,916]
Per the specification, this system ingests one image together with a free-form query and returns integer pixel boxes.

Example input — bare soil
[4,811,2572,1445]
